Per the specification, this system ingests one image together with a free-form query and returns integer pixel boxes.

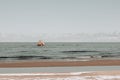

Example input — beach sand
[0,60,120,67]
[0,60,120,80]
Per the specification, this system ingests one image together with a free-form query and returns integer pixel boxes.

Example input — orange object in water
[37,40,45,46]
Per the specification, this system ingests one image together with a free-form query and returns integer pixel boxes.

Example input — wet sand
[0,60,120,79]
[0,60,120,67]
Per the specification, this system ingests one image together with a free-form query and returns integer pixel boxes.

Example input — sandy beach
[0,59,120,67]
[0,60,120,80]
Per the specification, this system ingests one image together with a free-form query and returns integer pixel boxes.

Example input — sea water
[0,42,120,61]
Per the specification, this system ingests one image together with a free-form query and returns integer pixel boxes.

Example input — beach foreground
[0,60,120,80]
[0,71,120,80]
[0,60,120,67]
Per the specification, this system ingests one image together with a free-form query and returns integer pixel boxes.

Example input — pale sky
[0,0,120,42]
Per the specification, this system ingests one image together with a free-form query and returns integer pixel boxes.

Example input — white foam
[0,76,120,80]
[0,72,120,80]
[0,72,89,76]
[69,72,90,75]
[95,75,120,80]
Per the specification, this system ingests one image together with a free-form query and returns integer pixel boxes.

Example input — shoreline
[0,60,120,67]
[0,71,120,80]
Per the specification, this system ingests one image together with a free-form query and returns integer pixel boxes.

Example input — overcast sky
[0,0,120,42]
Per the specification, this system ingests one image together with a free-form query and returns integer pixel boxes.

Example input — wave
[19,51,28,52]
[0,56,52,60]
[62,50,100,53]
[101,55,120,58]
[0,72,120,80]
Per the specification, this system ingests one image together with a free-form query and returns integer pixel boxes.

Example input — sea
[0,42,120,62]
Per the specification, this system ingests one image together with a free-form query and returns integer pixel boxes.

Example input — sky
[0,0,120,42]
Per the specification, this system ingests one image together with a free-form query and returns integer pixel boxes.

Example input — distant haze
[0,0,120,42]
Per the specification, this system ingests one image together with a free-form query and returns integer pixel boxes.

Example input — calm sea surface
[0,42,120,61]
